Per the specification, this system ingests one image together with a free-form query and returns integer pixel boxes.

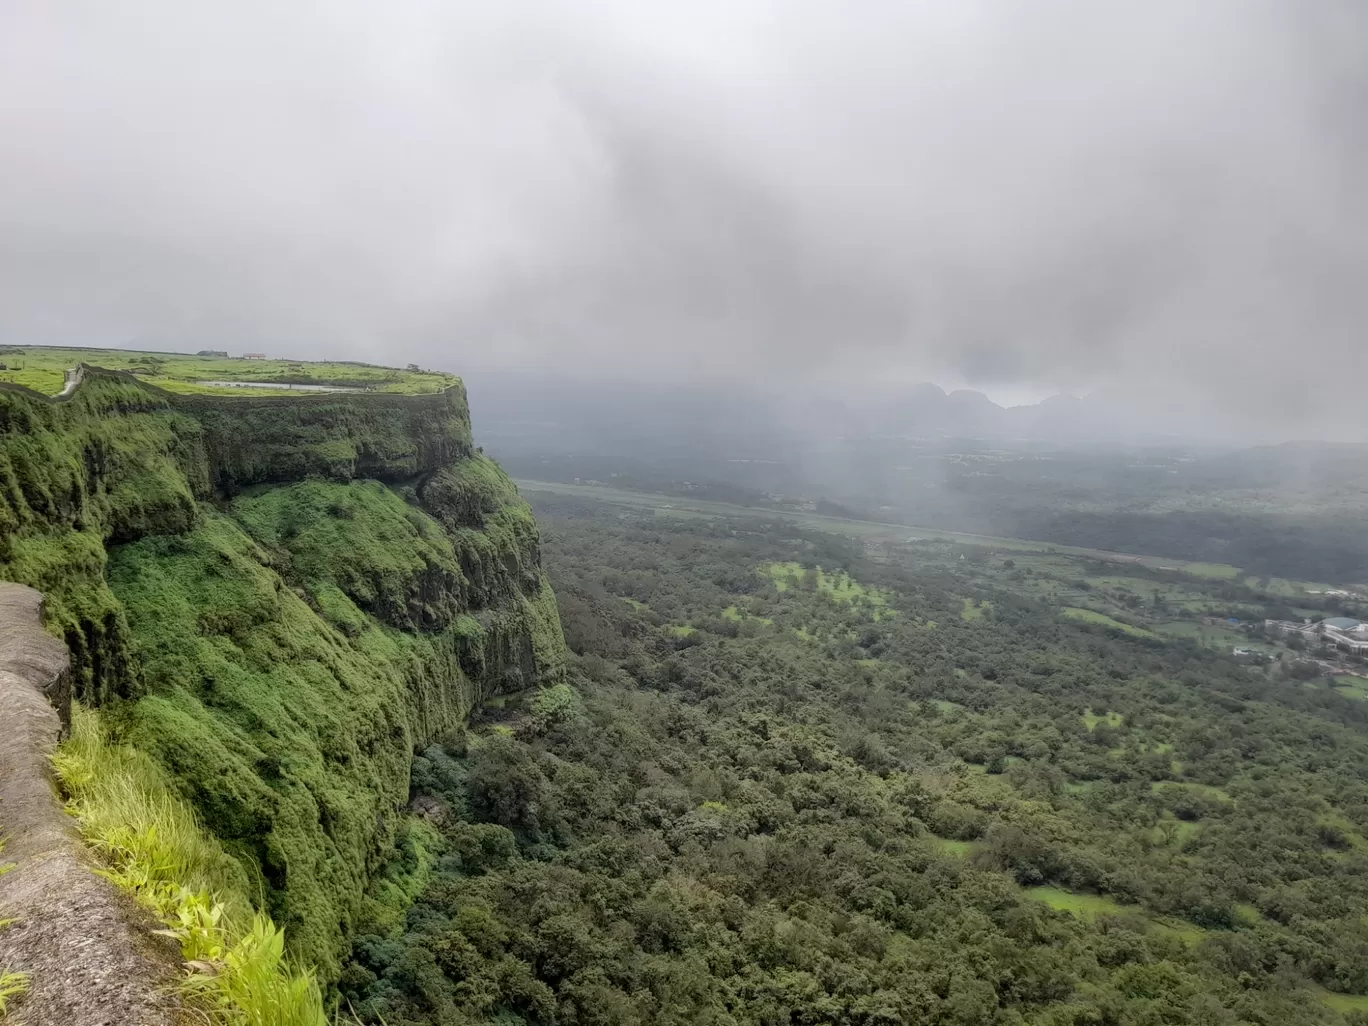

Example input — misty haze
[2,3,1368,1025]
[4,0,1368,438]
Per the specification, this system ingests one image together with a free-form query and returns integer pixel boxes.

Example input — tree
[464,735,553,835]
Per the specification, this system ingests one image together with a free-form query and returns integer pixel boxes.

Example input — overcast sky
[2,1,1365,435]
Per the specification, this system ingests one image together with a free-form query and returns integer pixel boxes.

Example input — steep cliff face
[0,368,565,981]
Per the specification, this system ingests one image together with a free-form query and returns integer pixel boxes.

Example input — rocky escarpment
[0,367,566,982]
[0,583,178,1026]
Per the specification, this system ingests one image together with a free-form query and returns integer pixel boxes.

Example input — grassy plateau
[0,345,457,396]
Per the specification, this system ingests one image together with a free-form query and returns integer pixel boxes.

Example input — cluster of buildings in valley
[1264,616,1368,656]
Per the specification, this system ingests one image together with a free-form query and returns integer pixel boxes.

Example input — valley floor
[343,492,1368,1026]
[512,478,1252,578]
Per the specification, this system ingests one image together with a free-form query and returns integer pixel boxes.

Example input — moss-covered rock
[107,512,496,979]
[0,373,206,702]
[175,385,472,492]
[231,480,467,631]
[420,455,545,607]
[0,365,565,982]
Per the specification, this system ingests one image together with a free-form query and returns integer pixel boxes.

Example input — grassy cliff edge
[0,366,566,982]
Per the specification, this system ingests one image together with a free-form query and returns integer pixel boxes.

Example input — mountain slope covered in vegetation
[0,367,565,982]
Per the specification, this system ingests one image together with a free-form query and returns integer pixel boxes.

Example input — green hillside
[0,366,564,983]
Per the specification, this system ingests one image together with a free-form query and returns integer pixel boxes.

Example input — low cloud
[1,0,1365,436]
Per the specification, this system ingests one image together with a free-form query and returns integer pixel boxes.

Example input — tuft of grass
[0,833,27,1018]
[178,912,326,1026]
[53,707,249,911]
[53,703,327,1026]
[0,852,26,1019]
[0,968,29,1017]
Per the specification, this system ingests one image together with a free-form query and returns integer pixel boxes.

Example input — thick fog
[2,1,1365,437]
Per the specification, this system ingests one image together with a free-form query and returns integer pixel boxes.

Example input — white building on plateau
[1266,617,1368,655]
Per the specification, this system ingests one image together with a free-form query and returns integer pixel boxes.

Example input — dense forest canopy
[343,495,1368,1026]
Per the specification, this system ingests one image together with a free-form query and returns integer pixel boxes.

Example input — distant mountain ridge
[846,384,1154,442]
[467,372,1161,452]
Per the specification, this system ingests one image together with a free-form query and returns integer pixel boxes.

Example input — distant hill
[466,372,1181,453]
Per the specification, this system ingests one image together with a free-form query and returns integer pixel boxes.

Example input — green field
[1082,708,1124,730]
[1334,680,1368,700]
[1026,886,1208,945]
[960,597,992,621]
[1150,815,1201,845]
[0,345,457,396]
[932,837,974,857]
[1062,606,1159,638]
[1026,886,1130,919]
[1181,562,1243,580]
[722,604,773,626]
[1316,988,1368,1015]
[1248,576,1355,600]
[761,562,890,615]
[1155,620,1276,652]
